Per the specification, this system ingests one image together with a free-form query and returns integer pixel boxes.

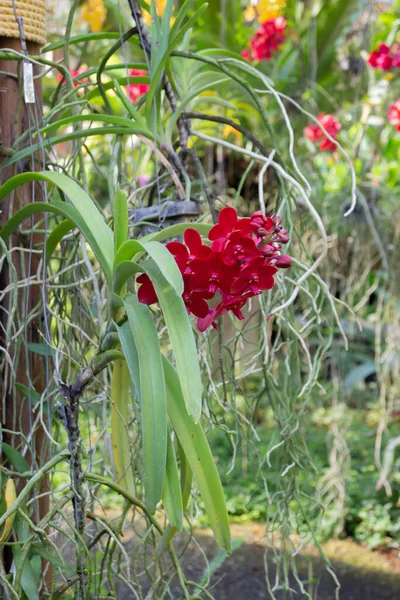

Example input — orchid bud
[275,255,292,268]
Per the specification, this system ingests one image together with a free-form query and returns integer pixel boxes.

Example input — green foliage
[1,0,400,597]
[121,295,167,513]
[163,356,232,552]
[163,429,184,531]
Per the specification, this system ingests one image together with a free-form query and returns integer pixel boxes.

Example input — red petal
[189,296,210,318]
[241,237,259,256]
[218,206,237,230]
[197,310,216,332]
[189,271,212,292]
[219,266,239,294]
[231,276,247,295]
[236,218,251,235]
[211,238,227,253]
[184,228,202,253]
[258,273,276,290]
[138,282,158,304]
[222,247,238,266]
[166,241,188,261]
[209,223,226,241]
[137,273,151,284]
[197,245,212,259]
[189,258,211,276]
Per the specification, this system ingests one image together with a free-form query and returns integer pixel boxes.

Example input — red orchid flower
[304,114,341,153]
[232,257,277,295]
[167,228,211,276]
[368,43,391,69]
[303,123,323,142]
[388,100,400,132]
[250,17,287,61]
[367,43,400,71]
[215,293,252,321]
[57,68,89,88]
[222,230,259,266]
[127,69,150,103]
[197,294,250,332]
[197,309,218,333]
[190,253,238,296]
[250,211,274,237]
[182,279,210,318]
[137,207,291,332]
[209,207,251,248]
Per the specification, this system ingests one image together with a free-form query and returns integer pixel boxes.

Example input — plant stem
[57,349,123,599]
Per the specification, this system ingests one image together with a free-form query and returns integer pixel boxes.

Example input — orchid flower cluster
[57,69,89,88]
[388,100,400,132]
[367,43,400,71]
[304,113,341,152]
[137,208,291,332]
[241,17,287,61]
[127,69,150,103]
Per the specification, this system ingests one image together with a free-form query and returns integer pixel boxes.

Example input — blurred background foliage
[2,0,400,596]
[42,0,400,550]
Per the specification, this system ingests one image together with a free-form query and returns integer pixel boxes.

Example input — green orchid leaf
[140,222,212,244]
[111,360,135,494]
[163,357,231,552]
[114,239,183,296]
[163,429,184,531]
[121,295,167,513]
[113,187,129,252]
[45,219,76,263]
[142,259,202,422]
[0,172,114,283]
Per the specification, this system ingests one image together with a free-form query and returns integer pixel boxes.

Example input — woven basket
[0,0,46,45]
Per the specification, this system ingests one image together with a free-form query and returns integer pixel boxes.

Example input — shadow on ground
[119,524,400,599]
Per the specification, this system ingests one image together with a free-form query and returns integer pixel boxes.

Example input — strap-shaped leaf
[143,259,202,422]
[163,430,183,531]
[114,79,147,129]
[150,0,173,76]
[156,438,193,555]
[113,261,143,296]
[116,321,141,402]
[0,201,112,284]
[120,296,167,513]
[13,546,40,600]
[140,222,212,244]
[111,360,135,494]
[0,479,17,543]
[165,74,230,143]
[114,240,183,296]
[45,219,76,263]
[30,543,64,569]
[143,241,183,295]
[114,240,145,266]
[0,172,114,283]
[113,187,129,252]
[1,126,153,169]
[145,2,208,126]
[163,356,231,552]
[43,32,139,52]
[2,443,30,474]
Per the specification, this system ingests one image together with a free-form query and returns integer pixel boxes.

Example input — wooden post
[0,36,49,575]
